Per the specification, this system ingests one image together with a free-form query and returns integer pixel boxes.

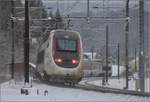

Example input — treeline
[0,0,65,45]
[0,0,65,64]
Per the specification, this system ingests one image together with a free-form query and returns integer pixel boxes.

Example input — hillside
[69,8,149,62]
[0,0,47,80]
[43,1,150,63]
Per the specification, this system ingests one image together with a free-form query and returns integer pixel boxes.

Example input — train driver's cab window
[56,39,77,52]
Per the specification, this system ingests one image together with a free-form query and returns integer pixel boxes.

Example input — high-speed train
[36,29,83,85]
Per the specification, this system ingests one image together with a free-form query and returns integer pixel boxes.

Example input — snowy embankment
[0,80,150,101]
[87,77,150,93]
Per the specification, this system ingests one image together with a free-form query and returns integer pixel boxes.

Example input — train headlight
[72,59,79,64]
[55,58,62,63]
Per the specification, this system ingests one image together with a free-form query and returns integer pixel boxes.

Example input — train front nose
[54,54,79,68]
[52,32,81,68]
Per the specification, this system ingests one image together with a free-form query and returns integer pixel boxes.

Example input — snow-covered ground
[0,80,150,102]
[87,77,150,93]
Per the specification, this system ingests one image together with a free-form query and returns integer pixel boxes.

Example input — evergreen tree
[0,0,11,30]
[54,8,65,29]
[49,11,53,19]
[41,9,48,18]
[48,11,55,30]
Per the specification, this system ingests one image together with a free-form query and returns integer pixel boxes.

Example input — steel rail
[29,62,150,97]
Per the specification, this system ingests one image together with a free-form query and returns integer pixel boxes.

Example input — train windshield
[56,39,77,52]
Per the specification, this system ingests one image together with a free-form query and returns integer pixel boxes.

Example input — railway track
[79,77,150,97]
[29,63,150,97]
[33,77,150,97]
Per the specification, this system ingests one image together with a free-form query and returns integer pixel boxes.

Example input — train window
[37,50,45,64]
[56,39,77,52]
[47,42,49,48]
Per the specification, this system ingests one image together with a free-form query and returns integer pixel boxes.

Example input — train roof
[51,29,80,36]
[40,29,81,45]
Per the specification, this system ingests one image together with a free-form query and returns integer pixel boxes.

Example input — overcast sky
[42,0,141,16]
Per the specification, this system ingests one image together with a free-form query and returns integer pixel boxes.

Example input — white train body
[36,30,83,84]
